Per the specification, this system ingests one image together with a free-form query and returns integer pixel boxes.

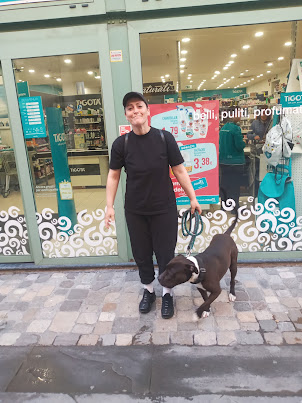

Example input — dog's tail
[224,209,239,235]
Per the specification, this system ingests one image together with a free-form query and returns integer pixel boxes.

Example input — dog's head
[158,255,199,288]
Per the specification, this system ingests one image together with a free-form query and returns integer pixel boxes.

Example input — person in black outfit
[105,92,201,319]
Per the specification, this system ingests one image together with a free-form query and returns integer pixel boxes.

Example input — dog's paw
[229,293,236,302]
[202,310,210,318]
[192,312,199,322]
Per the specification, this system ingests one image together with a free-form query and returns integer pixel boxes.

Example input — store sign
[143,81,175,95]
[19,96,47,139]
[149,100,219,204]
[69,164,100,176]
[281,92,302,108]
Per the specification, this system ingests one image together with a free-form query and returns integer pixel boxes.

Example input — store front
[0,1,302,267]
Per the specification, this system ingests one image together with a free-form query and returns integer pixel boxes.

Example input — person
[105,92,202,319]
[247,106,271,143]
[219,108,246,212]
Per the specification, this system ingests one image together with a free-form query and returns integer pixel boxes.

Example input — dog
[158,213,238,320]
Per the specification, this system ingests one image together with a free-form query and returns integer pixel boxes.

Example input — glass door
[0,62,31,259]
[12,53,117,258]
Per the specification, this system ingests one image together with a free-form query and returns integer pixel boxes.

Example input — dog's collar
[186,255,206,284]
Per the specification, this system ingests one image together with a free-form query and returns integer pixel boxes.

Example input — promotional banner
[150,100,219,204]
[19,96,47,139]
[46,107,77,228]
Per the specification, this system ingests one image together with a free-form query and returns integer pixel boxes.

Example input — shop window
[0,63,30,256]
[140,21,302,253]
[13,53,117,258]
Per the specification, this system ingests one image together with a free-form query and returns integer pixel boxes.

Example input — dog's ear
[187,264,198,274]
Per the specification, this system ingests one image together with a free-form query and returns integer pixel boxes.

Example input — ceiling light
[165,74,170,77]
[242,45,250,49]
[182,38,190,42]
[267,63,273,66]
[180,58,186,62]
[64,59,72,64]
[180,70,184,73]
[231,54,237,58]
[181,50,188,55]
[215,71,220,74]
[278,56,284,60]
[203,89,206,91]
[18,79,22,82]
[180,65,185,68]
[203,79,206,82]
[223,67,229,70]
[240,72,244,75]
[28,69,35,73]
[255,31,264,37]
[44,74,50,78]
[161,76,164,79]
[284,41,292,46]
[247,80,250,82]
[56,78,62,82]
[95,76,100,79]
[229,61,234,64]
[226,64,231,67]
[88,71,93,75]
[257,75,260,78]
[251,78,254,81]
[245,70,249,72]
[190,80,193,83]
[260,74,263,76]
[267,70,271,73]
[231,76,235,79]
[243,82,246,84]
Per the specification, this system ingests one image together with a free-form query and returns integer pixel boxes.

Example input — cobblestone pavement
[0,266,302,347]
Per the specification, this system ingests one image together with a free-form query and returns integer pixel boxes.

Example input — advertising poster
[19,96,47,139]
[149,100,219,205]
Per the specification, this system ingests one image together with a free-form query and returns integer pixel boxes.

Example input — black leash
[181,209,203,256]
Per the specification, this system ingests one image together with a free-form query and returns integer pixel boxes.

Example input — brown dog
[158,214,238,319]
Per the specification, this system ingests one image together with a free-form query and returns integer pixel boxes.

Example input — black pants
[220,164,244,210]
[125,206,178,284]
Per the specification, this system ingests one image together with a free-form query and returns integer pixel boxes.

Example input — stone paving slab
[0,266,302,347]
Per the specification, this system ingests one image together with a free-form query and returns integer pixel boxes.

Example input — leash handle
[181,209,203,256]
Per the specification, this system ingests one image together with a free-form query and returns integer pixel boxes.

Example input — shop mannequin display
[219,109,246,212]
[105,92,202,319]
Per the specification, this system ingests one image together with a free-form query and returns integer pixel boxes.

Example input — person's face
[124,98,150,126]
[260,114,268,122]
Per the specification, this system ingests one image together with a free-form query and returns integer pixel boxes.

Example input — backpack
[123,129,166,172]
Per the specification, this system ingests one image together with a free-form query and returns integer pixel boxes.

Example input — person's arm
[105,168,121,228]
[172,164,202,214]
[233,125,246,151]
[247,120,256,140]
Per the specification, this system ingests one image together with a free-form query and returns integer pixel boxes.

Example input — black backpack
[123,129,166,173]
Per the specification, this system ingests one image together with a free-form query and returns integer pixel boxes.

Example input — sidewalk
[0,265,302,347]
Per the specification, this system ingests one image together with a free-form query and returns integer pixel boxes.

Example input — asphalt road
[0,344,301,402]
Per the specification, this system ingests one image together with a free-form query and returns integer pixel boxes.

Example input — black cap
[123,92,148,108]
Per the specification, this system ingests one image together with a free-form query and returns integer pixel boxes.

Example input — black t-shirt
[109,127,184,215]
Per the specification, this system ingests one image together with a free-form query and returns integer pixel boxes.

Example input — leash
[181,209,203,257]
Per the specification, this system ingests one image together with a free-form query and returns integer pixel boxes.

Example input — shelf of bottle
[74,122,101,125]
[74,114,101,117]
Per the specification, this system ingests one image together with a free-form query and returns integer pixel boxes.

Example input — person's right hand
[105,206,115,229]
[254,135,260,141]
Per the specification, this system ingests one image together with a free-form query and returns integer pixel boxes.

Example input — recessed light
[180,58,186,62]
[247,80,250,82]
[88,71,93,75]
[180,70,184,73]
[243,82,246,84]
[182,38,190,42]
[240,72,244,75]
[165,74,170,77]
[267,70,271,73]
[226,64,231,67]
[215,71,220,75]
[242,45,250,49]
[260,74,263,77]
[203,79,206,82]
[267,63,273,67]
[95,76,100,79]
[181,50,188,55]
[229,61,234,64]
[251,78,254,81]
[223,67,229,70]
[29,69,35,73]
[64,59,72,64]
[190,80,193,83]
[44,74,50,78]
[284,41,292,46]
[203,89,206,91]
[255,31,264,37]
[245,70,249,72]
[231,76,235,79]
[231,54,237,58]
[257,75,260,78]
[180,65,185,68]
[160,76,164,79]
[278,56,284,60]
[56,78,62,82]
[18,79,22,82]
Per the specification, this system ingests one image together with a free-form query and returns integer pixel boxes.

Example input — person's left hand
[190,198,202,215]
